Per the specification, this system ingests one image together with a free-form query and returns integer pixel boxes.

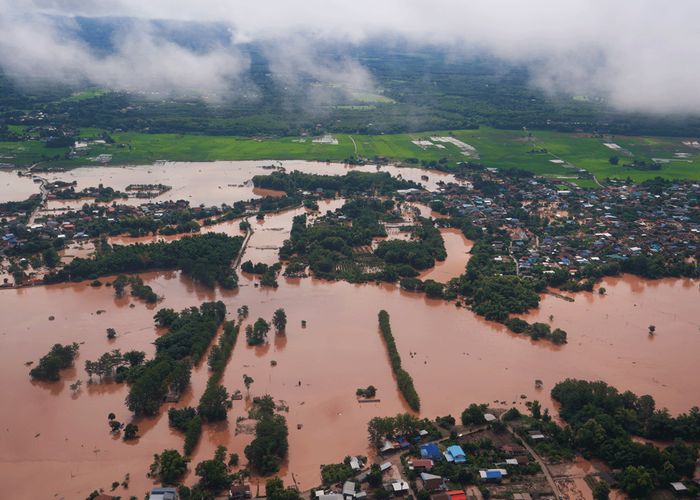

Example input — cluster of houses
[415,170,699,279]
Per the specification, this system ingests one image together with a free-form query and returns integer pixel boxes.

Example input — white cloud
[1,0,700,113]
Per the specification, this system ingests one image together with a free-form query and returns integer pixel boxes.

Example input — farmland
[1,126,699,184]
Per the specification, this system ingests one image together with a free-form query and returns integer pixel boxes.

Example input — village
[408,167,699,288]
[2,162,699,292]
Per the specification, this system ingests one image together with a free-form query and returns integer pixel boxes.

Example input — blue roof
[445,445,467,463]
[486,470,502,479]
[420,443,442,461]
[446,445,465,457]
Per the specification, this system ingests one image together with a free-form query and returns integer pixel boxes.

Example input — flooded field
[2,161,699,499]
[1,268,699,498]
[36,160,466,209]
[0,170,40,202]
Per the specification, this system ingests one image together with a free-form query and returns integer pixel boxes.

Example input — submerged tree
[272,308,287,333]
[243,374,254,395]
[148,449,188,485]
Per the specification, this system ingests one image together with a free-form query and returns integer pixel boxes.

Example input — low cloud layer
[2,0,700,114]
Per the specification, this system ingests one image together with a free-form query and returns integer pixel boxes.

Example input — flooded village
[0,160,699,500]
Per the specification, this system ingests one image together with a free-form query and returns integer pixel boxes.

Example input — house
[391,480,410,494]
[379,461,393,472]
[430,490,467,500]
[148,488,178,500]
[483,413,497,422]
[349,456,361,471]
[410,459,434,471]
[380,440,395,453]
[420,443,442,461]
[670,482,688,493]
[420,472,445,491]
[318,494,344,500]
[479,469,507,481]
[230,484,251,500]
[444,445,467,464]
[342,481,356,499]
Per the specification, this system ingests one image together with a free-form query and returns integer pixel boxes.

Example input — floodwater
[418,228,472,282]
[36,160,465,208]
[1,270,699,498]
[2,162,700,499]
[0,171,40,202]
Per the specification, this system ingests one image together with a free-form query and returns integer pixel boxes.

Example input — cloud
[0,6,249,98]
[1,0,700,114]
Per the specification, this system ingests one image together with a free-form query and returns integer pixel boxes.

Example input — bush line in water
[378,310,420,411]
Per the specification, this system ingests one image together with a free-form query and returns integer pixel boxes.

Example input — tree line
[44,233,242,289]
[378,310,420,411]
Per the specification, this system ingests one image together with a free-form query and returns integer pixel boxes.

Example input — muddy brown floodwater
[0,170,40,202]
[38,160,466,209]
[1,270,699,499]
[418,228,473,282]
[1,162,699,499]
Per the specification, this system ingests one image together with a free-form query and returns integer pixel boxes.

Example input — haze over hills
[2,1,700,137]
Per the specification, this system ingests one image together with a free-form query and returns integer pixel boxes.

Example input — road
[349,135,358,155]
[27,176,48,225]
[499,413,563,499]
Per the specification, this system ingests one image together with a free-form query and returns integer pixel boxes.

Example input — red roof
[447,491,467,500]
[412,459,434,469]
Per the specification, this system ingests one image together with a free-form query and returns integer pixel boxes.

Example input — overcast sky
[1,0,699,114]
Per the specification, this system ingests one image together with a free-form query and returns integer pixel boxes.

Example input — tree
[272,308,287,333]
[237,305,249,319]
[266,477,301,500]
[106,328,117,339]
[529,400,542,419]
[461,403,486,426]
[154,308,178,327]
[356,385,377,398]
[195,445,232,493]
[609,155,619,165]
[246,318,270,346]
[245,402,289,475]
[112,274,128,297]
[619,466,654,499]
[123,423,139,440]
[198,383,232,422]
[42,247,60,268]
[243,374,254,395]
[29,343,80,381]
[648,324,656,335]
[366,464,383,488]
[123,350,146,367]
[149,449,188,485]
[109,419,123,434]
[592,479,610,500]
